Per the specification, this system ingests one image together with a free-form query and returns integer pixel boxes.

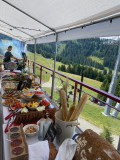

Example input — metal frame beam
[2,0,56,33]
[56,14,120,34]
[0,28,24,41]
[0,19,34,39]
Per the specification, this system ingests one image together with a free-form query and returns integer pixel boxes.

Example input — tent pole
[24,42,27,53]
[51,33,58,99]
[34,39,36,75]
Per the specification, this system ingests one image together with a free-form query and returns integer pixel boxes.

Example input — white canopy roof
[0,0,120,43]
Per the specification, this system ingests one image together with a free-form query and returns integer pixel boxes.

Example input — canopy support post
[24,42,27,53]
[104,42,120,115]
[33,39,36,75]
[51,33,58,100]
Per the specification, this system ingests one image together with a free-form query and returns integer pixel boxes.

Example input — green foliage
[98,75,112,101]
[58,65,66,72]
[100,127,114,144]
[58,64,105,82]
[113,76,120,106]
[98,74,120,105]
[103,69,107,75]
[19,62,26,69]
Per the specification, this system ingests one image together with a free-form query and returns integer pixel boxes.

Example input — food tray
[8,125,28,160]
[2,91,21,99]
[3,82,18,91]
[2,95,20,99]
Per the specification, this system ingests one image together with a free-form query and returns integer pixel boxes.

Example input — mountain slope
[27,38,118,70]
[60,39,118,70]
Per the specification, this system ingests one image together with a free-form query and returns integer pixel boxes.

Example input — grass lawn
[41,86,120,135]
[89,56,115,74]
[81,100,120,135]
[89,56,104,64]
[27,51,65,71]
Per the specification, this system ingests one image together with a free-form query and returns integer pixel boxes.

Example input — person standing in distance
[3,46,20,69]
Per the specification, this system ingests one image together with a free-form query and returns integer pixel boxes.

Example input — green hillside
[27,51,102,97]
[27,51,65,71]
[28,38,118,71]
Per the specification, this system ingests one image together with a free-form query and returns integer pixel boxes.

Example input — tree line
[60,39,118,70]
[58,64,110,82]
[27,38,118,70]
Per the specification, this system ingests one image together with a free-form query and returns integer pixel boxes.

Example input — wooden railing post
[51,72,54,99]
[40,66,42,88]
[73,82,78,104]
[33,62,34,74]
[27,60,29,72]
[78,73,84,102]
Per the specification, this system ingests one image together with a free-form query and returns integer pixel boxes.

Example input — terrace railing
[27,59,120,113]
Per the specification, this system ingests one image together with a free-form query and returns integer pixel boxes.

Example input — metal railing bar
[27,59,120,103]
[80,89,120,112]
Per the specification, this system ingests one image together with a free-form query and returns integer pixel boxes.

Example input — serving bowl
[27,101,39,110]
[27,105,38,111]
[34,91,44,98]
[24,91,34,98]
[23,124,39,137]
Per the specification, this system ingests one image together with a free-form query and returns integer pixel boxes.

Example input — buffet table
[1,70,83,160]
[1,71,53,160]
[1,71,75,160]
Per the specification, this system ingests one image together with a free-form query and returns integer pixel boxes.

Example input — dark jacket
[3,51,13,62]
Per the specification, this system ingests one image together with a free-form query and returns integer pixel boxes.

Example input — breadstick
[60,89,68,121]
[60,89,64,108]
[69,93,88,121]
[66,104,75,121]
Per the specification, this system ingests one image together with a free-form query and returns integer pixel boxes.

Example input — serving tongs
[5,108,22,120]
[4,115,17,133]
[4,118,11,133]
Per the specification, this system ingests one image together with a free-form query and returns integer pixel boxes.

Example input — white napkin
[28,140,49,160]
[55,139,77,160]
